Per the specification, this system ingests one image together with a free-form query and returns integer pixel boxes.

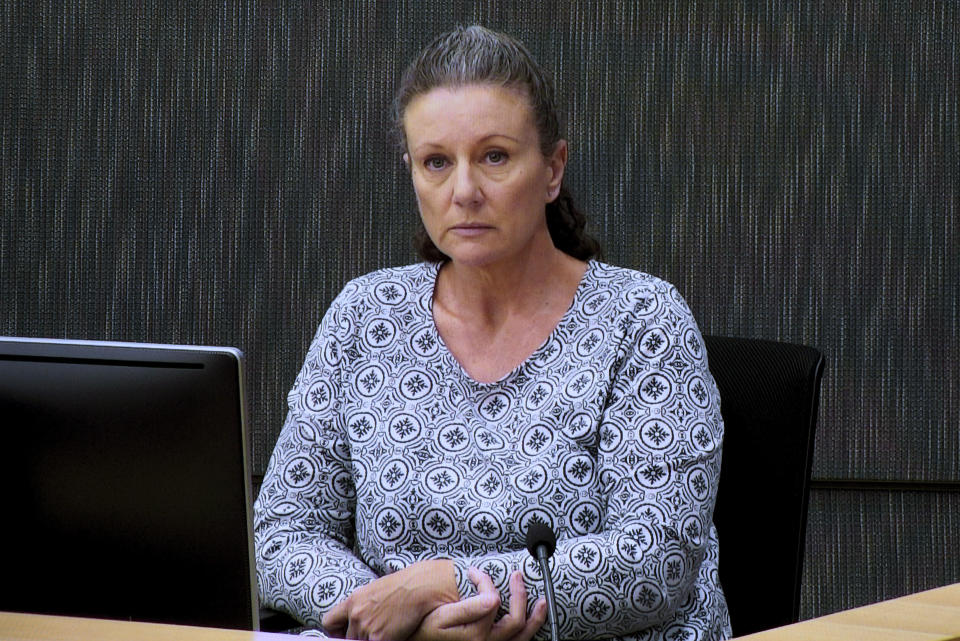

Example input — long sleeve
[450,280,729,640]
[254,289,379,627]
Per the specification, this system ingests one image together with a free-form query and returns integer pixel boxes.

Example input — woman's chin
[438,243,506,269]
[445,255,498,270]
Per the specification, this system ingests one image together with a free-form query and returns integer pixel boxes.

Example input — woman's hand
[490,571,548,641]
[322,559,459,640]
[412,568,548,641]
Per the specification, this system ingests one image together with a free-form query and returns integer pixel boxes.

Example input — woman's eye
[425,157,447,170]
[486,150,507,164]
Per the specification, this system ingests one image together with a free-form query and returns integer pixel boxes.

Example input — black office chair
[259,606,301,633]
[704,335,824,637]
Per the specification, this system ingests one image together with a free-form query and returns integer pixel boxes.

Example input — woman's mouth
[450,223,493,236]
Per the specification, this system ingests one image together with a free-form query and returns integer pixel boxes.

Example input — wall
[2,0,957,621]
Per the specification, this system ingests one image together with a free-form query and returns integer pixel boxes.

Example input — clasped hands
[322,559,547,641]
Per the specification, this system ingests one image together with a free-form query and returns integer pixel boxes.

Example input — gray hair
[393,25,560,157]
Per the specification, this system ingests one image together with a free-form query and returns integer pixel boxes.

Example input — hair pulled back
[393,25,601,263]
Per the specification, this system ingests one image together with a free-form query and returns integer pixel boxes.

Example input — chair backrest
[704,335,824,637]
[261,334,826,636]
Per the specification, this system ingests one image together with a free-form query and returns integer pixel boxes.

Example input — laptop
[0,336,258,630]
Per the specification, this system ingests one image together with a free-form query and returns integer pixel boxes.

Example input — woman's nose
[451,162,483,206]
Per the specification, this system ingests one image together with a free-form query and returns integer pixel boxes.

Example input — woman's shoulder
[333,262,439,305]
[584,261,705,358]
[588,260,668,286]
[585,260,689,313]
[311,262,438,349]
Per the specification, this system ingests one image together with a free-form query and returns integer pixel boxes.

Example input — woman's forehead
[403,84,537,147]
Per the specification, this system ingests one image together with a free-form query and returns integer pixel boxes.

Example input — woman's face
[403,84,566,269]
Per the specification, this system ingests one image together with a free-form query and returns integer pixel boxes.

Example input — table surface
[2,581,959,641]
[0,611,295,641]
[731,581,960,641]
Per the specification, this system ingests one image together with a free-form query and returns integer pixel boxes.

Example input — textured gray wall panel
[802,489,960,618]
[2,0,958,620]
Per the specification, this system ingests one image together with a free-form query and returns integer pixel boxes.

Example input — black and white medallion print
[255,261,731,641]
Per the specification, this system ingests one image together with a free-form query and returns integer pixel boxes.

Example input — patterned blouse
[255,260,731,641]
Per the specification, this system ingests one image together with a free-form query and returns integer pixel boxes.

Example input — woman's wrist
[409,558,459,615]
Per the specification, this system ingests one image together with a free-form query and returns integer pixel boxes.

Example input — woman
[255,25,731,641]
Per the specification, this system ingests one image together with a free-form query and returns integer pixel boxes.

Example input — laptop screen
[0,337,258,630]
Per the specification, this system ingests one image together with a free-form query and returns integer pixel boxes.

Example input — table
[3,582,959,641]
[731,582,960,641]
[0,611,295,641]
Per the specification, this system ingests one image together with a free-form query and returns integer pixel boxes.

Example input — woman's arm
[256,288,473,638]
[259,406,464,639]
[255,293,385,628]
[255,407,379,628]
[320,558,460,639]
[411,569,547,641]
[449,281,727,639]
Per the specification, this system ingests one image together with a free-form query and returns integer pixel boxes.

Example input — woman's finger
[322,599,347,631]
[489,571,528,641]
[345,617,362,640]
[468,566,499,599]
[431,591,501,629]
[506,571,527,618]
[410,580,501,641]
[322,599,349,638]
[506,598,548,641]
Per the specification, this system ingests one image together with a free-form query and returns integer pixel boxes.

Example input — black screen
[0,338,257,630]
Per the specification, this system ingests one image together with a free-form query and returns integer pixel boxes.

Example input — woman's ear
[402,152,411,169]
[546,140,568,202]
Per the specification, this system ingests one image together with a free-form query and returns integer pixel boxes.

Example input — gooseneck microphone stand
[525,522,560,641]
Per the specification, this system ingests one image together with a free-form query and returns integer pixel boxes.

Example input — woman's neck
[431,245,589,383]
[435,244,586,329]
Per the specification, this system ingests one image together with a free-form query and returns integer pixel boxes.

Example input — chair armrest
[258,606,301,632]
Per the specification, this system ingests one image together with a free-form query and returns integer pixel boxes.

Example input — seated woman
[255,25,730,641]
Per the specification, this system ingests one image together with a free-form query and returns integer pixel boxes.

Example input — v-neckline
[424,259,595,386]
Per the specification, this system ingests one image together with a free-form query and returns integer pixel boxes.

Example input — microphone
[525,522,560,641]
